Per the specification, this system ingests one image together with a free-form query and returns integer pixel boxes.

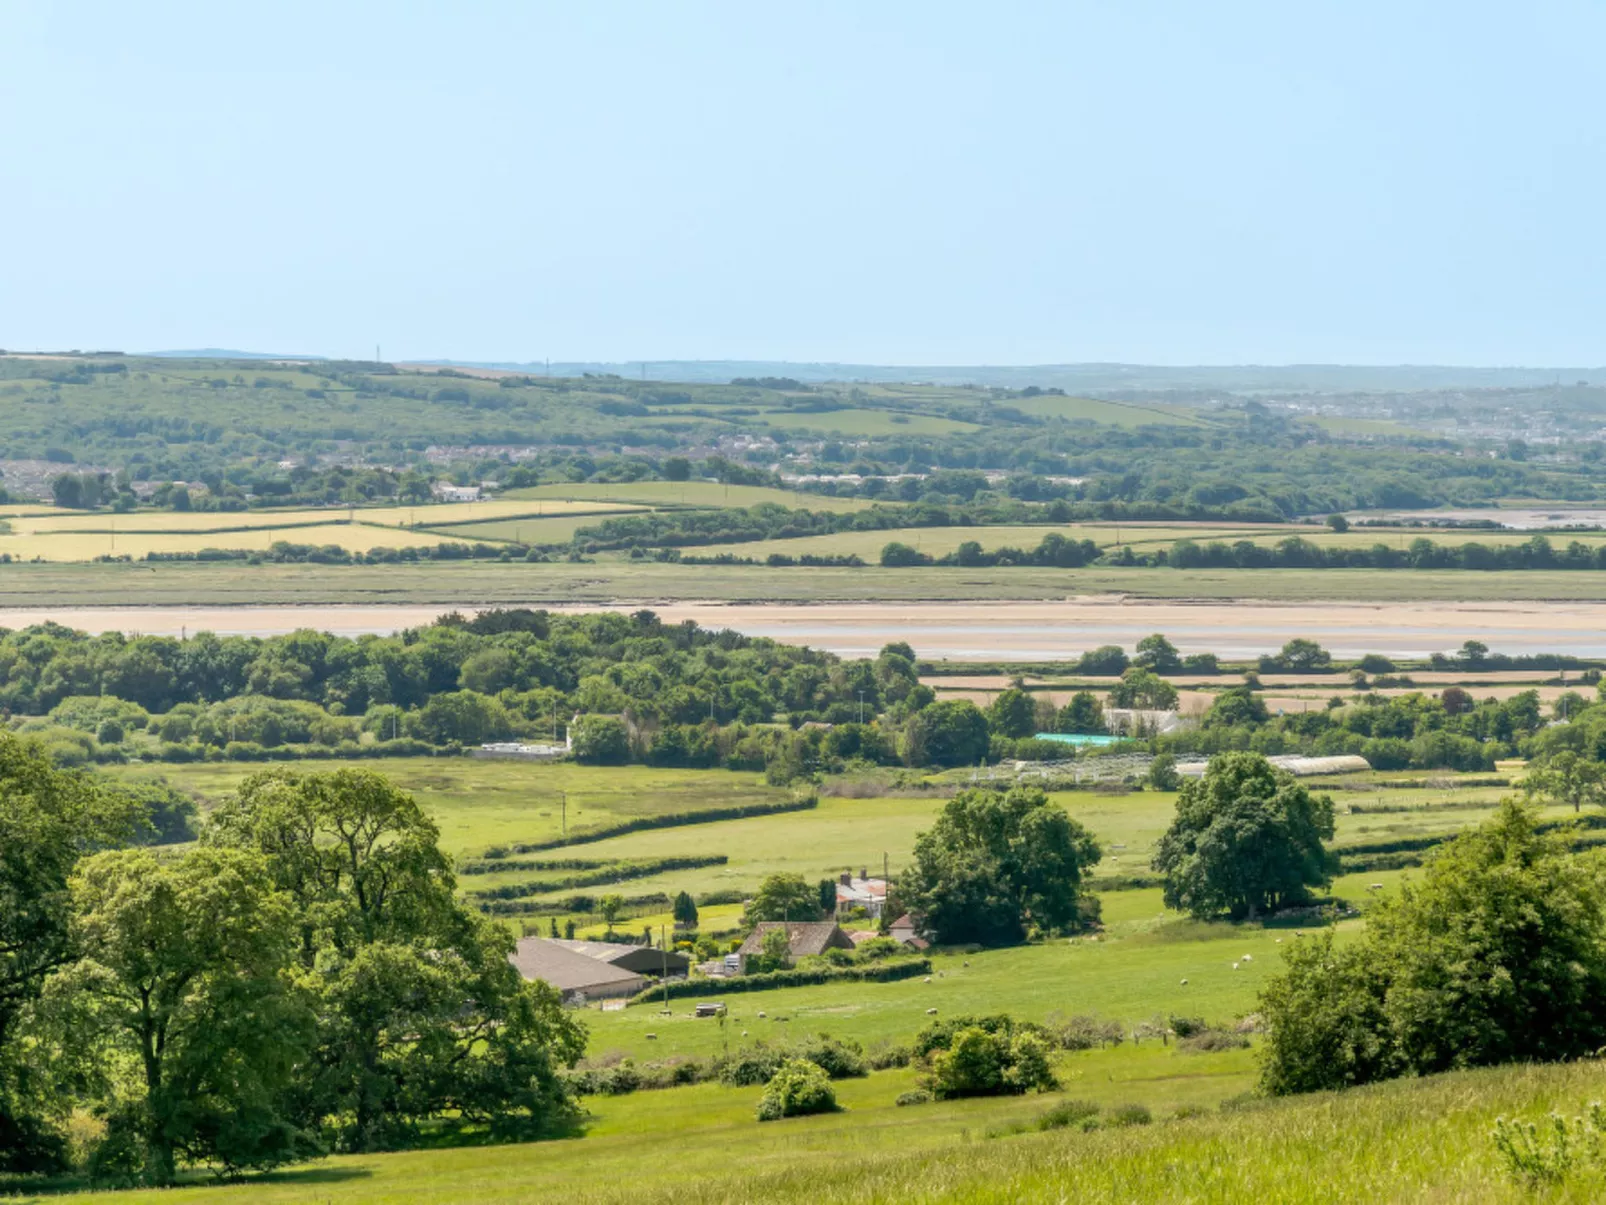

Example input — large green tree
[907,699,991,768]
[207,768,585,1151]
[0,734,133,1173]
[1259,801,1606,1095]
[901,786,1102,946]
[1521,749,1606,813]
[1107,667,1179,710]
[1152,752,1335,920]
[986,688,1037,739]
[51,847,313,1185]
[1055,691,1106,734]
[742,872,822,925]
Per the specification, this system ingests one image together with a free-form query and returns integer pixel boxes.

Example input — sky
[1,2,1603,366]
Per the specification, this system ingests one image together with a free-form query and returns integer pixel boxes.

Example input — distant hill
[125,351,1606,393]
[417,359,1606,394]
[145,348,327,361]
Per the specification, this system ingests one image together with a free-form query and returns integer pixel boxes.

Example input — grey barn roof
[549,937,691,976]
[737,921,854,959]
[509,937,648,998]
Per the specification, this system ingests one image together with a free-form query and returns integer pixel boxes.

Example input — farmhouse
[834,870,888,918]
[887,913,931,951]
[736,921,854,967]
[508,937,648,1003]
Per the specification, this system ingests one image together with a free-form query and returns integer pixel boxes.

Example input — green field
[757,407,979,436]
[1005,394,1214,428]
[110,759,791,858]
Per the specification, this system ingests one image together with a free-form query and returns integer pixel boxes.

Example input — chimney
[839,872,851,886]
[860,867,869,881]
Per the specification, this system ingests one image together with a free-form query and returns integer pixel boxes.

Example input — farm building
[508,937,648,1003]
[736,921,854,967]
[834,870,888,918]
[887,914,930,951]
[548,938,691,978]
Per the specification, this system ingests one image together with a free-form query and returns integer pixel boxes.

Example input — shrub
[925,1026,1057,1100]
[895,1089,931,1107]
[756,1059,838,1122]
[1036,1099,1101,1131]
[1167,1015,1208,1039]
[716,1046,783,1087]
[795,1034,867,1079]
[1180,1030,1251,1053]
[1107,1102,1153,1127]
[866,1042,913,1070]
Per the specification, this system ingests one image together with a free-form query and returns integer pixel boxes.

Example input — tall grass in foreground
[620,1061,1606,1205]
[32,1059,1606,1204]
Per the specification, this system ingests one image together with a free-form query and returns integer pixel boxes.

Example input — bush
[756,1059,838,1122]
[1180,1030,1251,1053]
[717,1046,783,1087]
[866,1042,913,1070]
[895,1089,931,1107]
[1259,801,1606,1096]
[1167,1014,1208,1038]
[925,1026,1058,1100]
[716,1035,866,1085]
[1107,1102,1153,1127]
[1036,1099,1101,1131]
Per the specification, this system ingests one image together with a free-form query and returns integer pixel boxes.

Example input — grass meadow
[754,408,980,436]
[109,759,791,858]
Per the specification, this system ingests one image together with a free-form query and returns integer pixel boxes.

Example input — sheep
[757,1010,767,1018]
[1180,978,1188,985]
[925,1007,939,1016]
[1241,954,1253,963]
[646,1033,657,1040]
[924,976,933,983]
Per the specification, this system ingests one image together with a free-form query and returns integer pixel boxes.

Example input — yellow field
[23,498,637,534]
[0,524,455,561]
[501,481,878,512]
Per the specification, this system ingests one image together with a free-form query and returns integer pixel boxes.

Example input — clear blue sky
[2,2,1602,366]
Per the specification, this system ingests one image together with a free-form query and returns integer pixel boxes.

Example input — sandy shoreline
[0,597,1600,660]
